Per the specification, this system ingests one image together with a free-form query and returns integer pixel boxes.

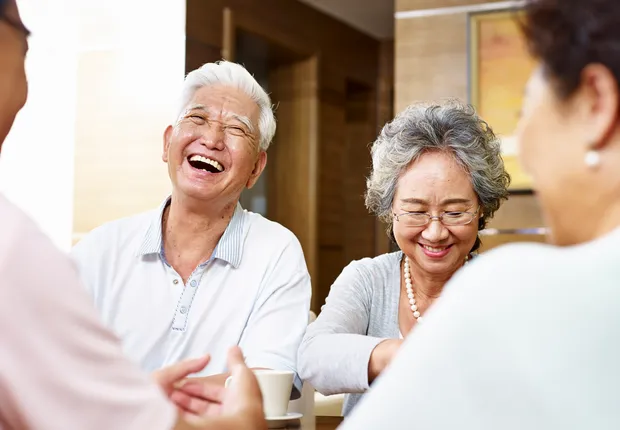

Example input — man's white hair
[179,61,276,151]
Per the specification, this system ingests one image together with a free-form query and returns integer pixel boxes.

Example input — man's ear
[162,125,173,163]
[246,151,267,189]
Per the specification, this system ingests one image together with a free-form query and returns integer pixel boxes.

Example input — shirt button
[180,306,188,314]
[173,279,179,285]
[190,280,197,287]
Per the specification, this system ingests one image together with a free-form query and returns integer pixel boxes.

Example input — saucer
[265,412,303,429]
[266,412,303,421]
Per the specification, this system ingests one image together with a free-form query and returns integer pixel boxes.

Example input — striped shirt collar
[136,197,245,268]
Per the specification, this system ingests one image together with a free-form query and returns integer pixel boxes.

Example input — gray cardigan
[298,251,403,416]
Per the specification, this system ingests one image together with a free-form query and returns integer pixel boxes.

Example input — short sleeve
[238,235,312,399]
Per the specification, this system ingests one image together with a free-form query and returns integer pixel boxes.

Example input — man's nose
[201,123,225,151]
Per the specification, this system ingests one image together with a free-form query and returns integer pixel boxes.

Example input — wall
[375,39,396,255]
[395,0,503,109]
[72,0,186,242]
[0,0,77,251]
[185,0,379,86]
[0,1,186,251]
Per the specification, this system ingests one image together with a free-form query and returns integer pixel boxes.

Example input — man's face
[162,84,267,206]
[0,0,28,151]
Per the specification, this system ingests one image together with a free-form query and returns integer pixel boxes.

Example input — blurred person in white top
[71,60,311,395]
[339,0,620,429]
[0,1,267,429]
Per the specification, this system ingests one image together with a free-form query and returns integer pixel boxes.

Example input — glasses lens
[441,212,473,226]
[401,213,428,227]
[399,211,476,227]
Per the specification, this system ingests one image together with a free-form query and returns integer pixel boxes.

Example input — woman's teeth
[422,245,448,252]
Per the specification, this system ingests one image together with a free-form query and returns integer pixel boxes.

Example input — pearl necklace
[403,255,469,323]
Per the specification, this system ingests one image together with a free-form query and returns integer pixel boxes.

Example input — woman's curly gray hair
[365,100,511,253]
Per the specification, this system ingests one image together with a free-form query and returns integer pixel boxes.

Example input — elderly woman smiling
[298,101,510,415]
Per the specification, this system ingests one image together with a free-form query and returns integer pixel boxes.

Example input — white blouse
[342,227,620,430]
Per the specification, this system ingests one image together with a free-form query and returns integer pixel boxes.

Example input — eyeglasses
[393,206,480,227]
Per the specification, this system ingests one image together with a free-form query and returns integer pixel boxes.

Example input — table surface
[268,416,343,430]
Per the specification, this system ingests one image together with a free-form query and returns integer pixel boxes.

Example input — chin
[417,259,455,273]
[175,182,220,201]
[414,249,467,274]
[187,189,220,202]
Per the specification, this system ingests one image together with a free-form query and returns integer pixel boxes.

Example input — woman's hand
[368,339,404,383]
[221,347,265,422]
[173,347,266,429]
[152,355,212,416]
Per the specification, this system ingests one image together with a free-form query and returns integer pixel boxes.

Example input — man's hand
[174,347,266,429]
[152,355,212,416]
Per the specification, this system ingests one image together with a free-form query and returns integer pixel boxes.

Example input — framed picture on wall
[468,9,536,191]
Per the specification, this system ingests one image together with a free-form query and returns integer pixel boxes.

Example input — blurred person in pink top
[0,1,266,429]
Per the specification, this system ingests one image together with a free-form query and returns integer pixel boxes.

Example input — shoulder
[458,232,620,294]
[0,194,29,235]
[243,210,306,259]
[72,209,157,256]
[241,211,310,280]
[439,241,568,317]
[0,195,43,265]
[456,241,558,284]
[0,195,77,299]
[244,210,299,244]
[334,252,401,287]
[343,251,401,278]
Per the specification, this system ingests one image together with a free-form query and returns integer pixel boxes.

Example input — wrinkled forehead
[395,151,477,200]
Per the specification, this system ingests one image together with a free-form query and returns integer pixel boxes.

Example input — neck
[577,202,620,245]
[405,256,464,300]
[163,192,237,266]
[551,184,620,246]
[593,202,620,240]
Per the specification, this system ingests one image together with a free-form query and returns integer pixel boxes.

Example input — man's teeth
[189,155,223,172]
[422,245,448,253]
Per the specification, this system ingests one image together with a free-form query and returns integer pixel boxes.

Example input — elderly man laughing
[72,61,311,396]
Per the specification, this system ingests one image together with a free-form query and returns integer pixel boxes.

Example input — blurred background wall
[1,0,185,252]
[0,0,78,251]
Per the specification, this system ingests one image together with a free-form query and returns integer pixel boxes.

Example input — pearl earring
[584,150,601,169]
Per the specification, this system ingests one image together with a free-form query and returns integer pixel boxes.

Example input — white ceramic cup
[226,369,294,418]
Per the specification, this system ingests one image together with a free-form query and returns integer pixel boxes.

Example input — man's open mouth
[187,154,224,173]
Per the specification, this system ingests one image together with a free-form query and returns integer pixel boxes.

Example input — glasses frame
[393,205,480,227]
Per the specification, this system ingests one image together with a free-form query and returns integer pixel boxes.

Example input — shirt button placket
[171,275,200,331]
